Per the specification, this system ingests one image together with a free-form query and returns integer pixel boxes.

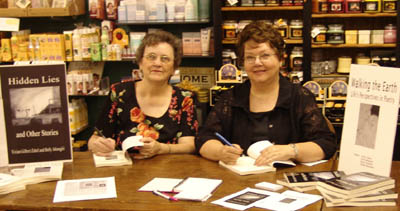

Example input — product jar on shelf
[327,24,345,44]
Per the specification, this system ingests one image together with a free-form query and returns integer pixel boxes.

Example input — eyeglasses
[144,53,172,63]
[244,53,275,64]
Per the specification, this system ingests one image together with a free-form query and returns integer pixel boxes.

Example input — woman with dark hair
[196,21,336,166]
[89,30,198,159]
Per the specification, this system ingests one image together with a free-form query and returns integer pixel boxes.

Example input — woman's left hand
[254,145,294,166]
[132,137,161,159]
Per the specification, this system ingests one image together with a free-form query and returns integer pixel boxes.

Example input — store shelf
[116,19,210,25]
[223,39,303,45]
[312,13,397,18]
[221,6,303,11]
[312,43,396,48]
[0,0,85,17]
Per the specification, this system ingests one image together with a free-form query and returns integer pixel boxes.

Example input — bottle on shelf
[72,29,83,61]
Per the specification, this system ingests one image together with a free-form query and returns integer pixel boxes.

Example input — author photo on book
[89,30,199,159]
[196,20,337,166]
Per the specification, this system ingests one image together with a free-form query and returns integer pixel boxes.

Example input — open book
[93,135,143,167]
[218,140,295,175]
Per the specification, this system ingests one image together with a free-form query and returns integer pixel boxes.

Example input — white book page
[138,177,183,192]
[122,135,143,152]
[53,177,117,203]
[247,141,295,167]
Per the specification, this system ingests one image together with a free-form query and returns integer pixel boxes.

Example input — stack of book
[316,172,398,207]
[276,171,344,192]
[0,161,64,195]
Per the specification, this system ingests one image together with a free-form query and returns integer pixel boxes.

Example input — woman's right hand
[88,134,116,156]
[219,144,243,165]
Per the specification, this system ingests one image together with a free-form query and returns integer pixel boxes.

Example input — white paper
[301,160,328,166]
[255,190,322,211]
[338,65,400,176]
[53,177,117,203]
[138,177,183,192]
[173,177,222,201]
[0,18,20,32]
[248,140,296,167]
[122,135,143,152]
[212,187,279,210]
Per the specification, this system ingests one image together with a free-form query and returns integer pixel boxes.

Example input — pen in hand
[152,190,178,201]
[94,127,106,138]
[215,132,233,146]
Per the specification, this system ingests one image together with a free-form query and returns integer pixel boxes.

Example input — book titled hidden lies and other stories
[0,64,72,165]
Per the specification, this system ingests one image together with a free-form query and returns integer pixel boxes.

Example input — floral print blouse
[95,80,199,149]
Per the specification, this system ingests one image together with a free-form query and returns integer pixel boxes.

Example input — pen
[94,127,106,138]
[215,132,233,146]
[152,190,178,201]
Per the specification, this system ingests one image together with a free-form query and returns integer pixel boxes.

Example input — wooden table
[0,152,398,211]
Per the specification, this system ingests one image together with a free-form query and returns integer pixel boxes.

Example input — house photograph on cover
[355,103,380,149]
[9,86,63,126]
[225,191,270,206]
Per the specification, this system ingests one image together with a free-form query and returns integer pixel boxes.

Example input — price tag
[0,18,20,32]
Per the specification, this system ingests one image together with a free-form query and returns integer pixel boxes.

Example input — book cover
[0,64,72,165]
[317,172,394,198]
[284,171,345,187]
[338,65,400,176]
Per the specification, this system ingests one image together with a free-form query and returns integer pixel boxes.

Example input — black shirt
[196,76,337,159]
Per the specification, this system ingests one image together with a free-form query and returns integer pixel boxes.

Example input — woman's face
[139,42,175,83]
[243,40,281,84]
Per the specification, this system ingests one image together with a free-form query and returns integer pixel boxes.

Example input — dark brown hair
[136,30,182,69]
[236,20,285,65]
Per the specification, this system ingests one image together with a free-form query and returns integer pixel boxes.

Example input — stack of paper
[316,172,397,207]
[277,170,344,192]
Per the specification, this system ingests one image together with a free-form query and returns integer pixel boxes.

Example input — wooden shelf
[223,39,303,44]
[312,43,396,48]
[312,13,397,18]
[221,6,303,11]
[0,0,85,17]
[117,19,210,25]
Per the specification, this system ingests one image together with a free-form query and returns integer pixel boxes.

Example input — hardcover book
[316,172,395,199]
[0,64,72,165]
